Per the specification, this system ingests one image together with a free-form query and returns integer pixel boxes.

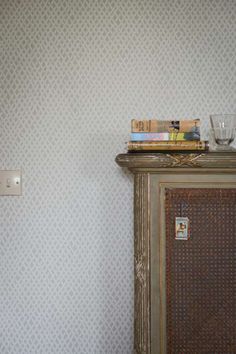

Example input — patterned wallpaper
[1,0,236,353]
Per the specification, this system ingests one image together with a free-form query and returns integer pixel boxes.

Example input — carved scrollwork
[166,153,204,167]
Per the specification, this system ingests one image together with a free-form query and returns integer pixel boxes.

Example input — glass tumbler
[210,114,236,146]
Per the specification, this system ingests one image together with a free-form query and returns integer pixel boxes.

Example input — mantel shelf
[115,151,236,172]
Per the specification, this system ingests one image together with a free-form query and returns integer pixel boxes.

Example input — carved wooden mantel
[116,151,236,171]
[115,152,236,354]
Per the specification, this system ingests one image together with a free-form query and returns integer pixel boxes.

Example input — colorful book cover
[130,132,169,141]
[131,119,200,133]
[130,132,200,141]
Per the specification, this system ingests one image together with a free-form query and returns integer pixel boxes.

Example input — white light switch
[0,170,22,196]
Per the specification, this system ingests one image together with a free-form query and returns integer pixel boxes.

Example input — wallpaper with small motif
[1,0,236,353]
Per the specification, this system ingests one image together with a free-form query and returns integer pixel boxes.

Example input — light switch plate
[0,170,22,196]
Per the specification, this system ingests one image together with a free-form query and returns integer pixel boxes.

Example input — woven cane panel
[165,188,236,354]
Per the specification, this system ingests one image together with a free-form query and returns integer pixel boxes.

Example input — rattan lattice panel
[165,188,236,354]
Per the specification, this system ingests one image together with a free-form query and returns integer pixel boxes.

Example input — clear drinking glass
[210,114,236,147]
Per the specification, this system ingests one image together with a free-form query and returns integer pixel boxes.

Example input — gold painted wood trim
[115,152,236,171]
[134,173,151,354]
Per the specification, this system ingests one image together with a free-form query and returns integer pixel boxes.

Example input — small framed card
[175,217,190,240]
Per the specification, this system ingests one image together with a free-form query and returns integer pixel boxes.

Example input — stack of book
[127,119,209,151]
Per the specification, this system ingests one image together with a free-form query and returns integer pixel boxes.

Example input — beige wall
[1,0,236,353]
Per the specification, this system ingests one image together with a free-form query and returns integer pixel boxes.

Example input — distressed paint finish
[134,173,151,354]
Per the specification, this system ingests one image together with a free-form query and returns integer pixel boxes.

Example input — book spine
[130,132,200,141]
[169,132,200,141]
[127,140,208,151]
[131,119,200,133]
[131,119,170,132]
[130,132,170,141]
